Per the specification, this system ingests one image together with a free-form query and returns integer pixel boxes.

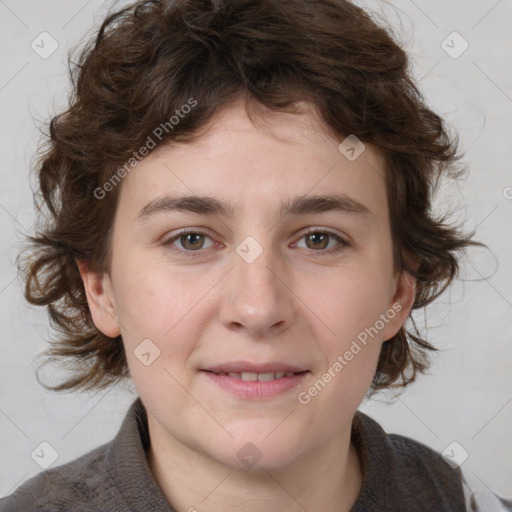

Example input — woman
[2,0,510,510]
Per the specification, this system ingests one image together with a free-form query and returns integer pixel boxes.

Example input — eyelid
[296,226,348,243]
[161,228,219,255]
[293,227,349,256]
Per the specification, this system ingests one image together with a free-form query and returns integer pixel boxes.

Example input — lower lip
[201,371,309,399]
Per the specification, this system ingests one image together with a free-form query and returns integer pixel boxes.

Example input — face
[79,99,415,471]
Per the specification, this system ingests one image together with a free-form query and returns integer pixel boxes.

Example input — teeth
[241,372,258,381]
[257,372,275,382]
[219,371,299,381]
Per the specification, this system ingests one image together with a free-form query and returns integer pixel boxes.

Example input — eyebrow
[136,193,372,222]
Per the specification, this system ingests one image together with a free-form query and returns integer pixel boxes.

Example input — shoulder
[387,430,462,482]
[0,398,159,512]
[352,411,467,511]
[0,442,121,512]
[388,432,466,510]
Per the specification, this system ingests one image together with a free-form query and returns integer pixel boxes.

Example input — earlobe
[380,270,417,342]
[76,259,121,338]
[393,270,416,312]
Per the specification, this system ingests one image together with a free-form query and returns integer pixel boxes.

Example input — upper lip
[203,361,308,373]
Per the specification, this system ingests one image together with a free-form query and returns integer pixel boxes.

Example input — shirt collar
[105,397,394,511]
[105,397,177,511]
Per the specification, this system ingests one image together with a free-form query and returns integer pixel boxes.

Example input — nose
[218,238,296,339]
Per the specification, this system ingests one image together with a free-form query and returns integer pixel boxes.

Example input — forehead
[115,100,388,222]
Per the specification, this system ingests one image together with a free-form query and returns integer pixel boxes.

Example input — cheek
[111,260,215,379]
[317,266,394,346]
[300,270,390,409]
[112,258,195,335]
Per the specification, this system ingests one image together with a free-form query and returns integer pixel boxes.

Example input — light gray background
[1,0,511,500]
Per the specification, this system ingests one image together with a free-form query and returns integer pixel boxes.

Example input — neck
[146,415,363,512]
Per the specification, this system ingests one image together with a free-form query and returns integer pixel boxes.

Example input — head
[21,0,481,469]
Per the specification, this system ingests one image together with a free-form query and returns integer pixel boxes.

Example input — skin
[78,98,416,512]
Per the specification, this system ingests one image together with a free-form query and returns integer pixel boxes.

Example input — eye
[294,229,349,256]
[161,228,349,257]
[162,229,216,256]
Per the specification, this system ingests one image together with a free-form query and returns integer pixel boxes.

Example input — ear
[76,259,122,338]
[380,260,418,342]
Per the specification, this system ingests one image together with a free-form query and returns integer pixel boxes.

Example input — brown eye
[162,229,216,257]
[295,230,348,256]
[179,233,206,251]
[162,228,348,258]
[305,232,330,250]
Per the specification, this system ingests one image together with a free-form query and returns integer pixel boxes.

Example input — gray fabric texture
[0,397,467,511]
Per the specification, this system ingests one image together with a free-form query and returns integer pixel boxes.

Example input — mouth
[203,370,308,382]
[200,362,310,399]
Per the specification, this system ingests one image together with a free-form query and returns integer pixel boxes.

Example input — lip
[200,363,310,400]
[203,361,308,373]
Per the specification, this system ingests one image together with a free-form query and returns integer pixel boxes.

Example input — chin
[206,433,306,473]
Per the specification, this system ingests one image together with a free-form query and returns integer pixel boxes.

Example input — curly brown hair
[19,0,483,394]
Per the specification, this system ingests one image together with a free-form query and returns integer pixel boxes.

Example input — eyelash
[161,228,349,258]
